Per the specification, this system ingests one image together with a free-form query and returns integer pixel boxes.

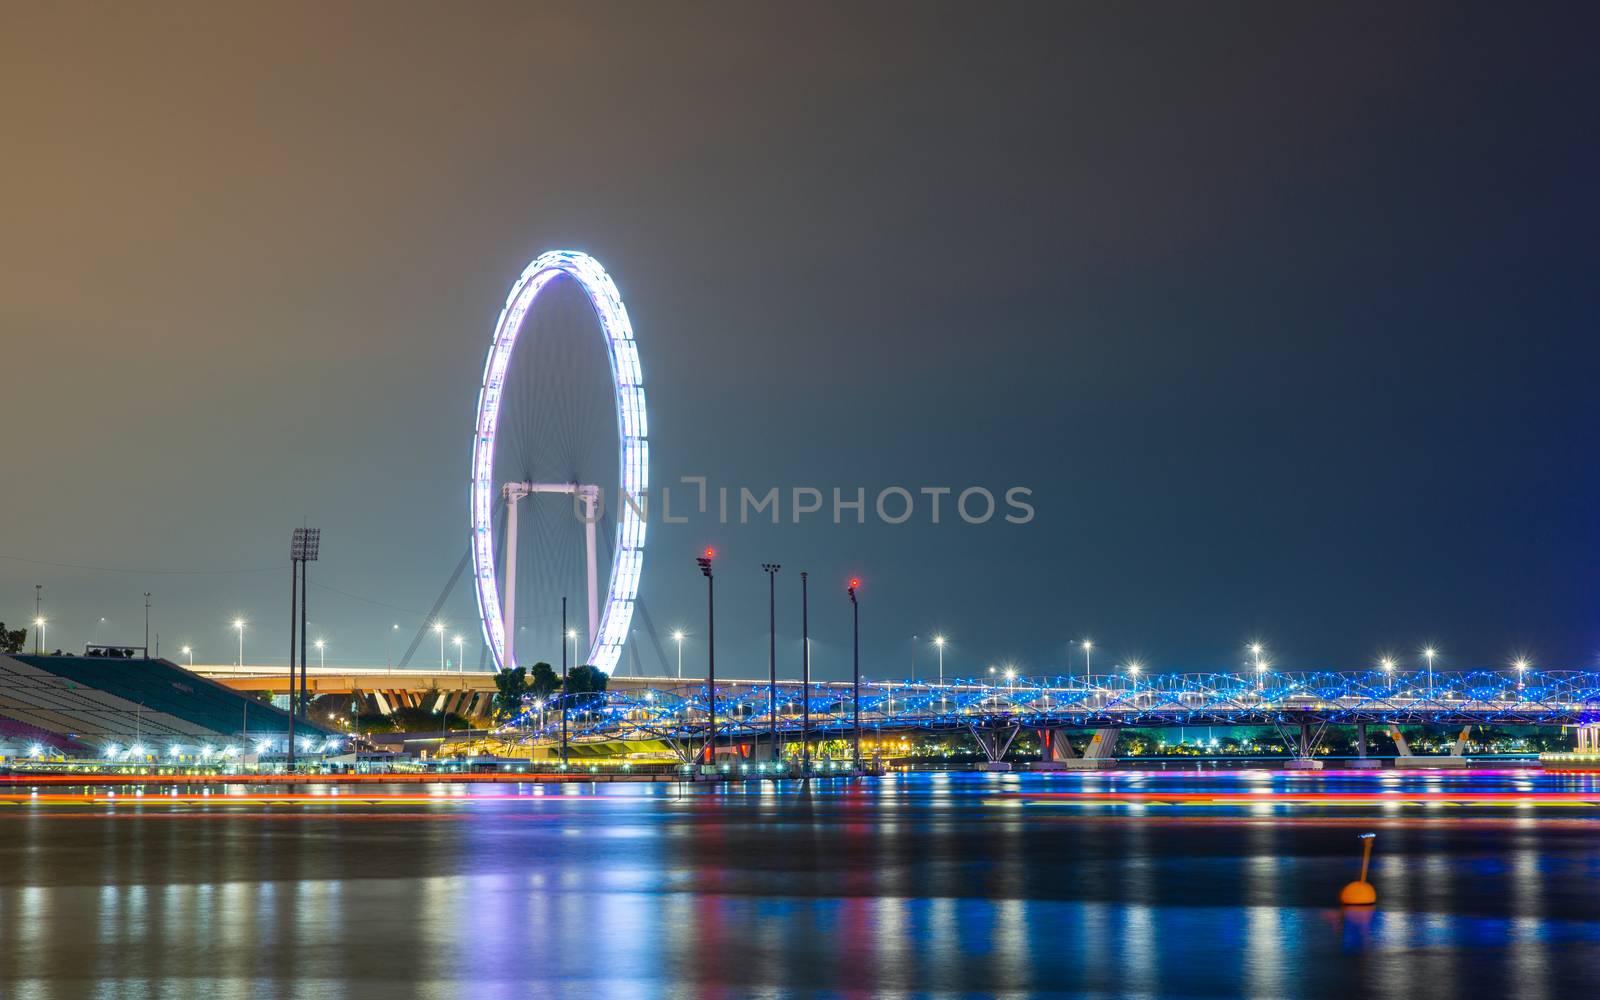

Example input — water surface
[2,769,1598,998]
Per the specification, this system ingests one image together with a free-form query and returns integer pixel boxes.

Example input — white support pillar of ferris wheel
[502,489,522,670]
[499,480,601,668]
[581,486,600,652]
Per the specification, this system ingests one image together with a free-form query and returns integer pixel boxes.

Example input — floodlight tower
[291,528,320,723]
[500,482,600,670]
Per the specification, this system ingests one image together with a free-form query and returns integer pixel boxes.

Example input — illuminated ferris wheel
[469,251,647,674]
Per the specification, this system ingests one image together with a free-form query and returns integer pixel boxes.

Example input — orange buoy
[1340,832,1377,905]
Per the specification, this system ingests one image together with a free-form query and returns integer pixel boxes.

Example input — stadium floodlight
[290,528,321,562]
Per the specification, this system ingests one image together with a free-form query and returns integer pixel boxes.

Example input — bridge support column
[1029,727,1096,770]
[1283,721,1325,770]
[1030,727,1120,769]
[1394,723,1469,768]
[970,722,1020,771]
[1347,722,1382,768]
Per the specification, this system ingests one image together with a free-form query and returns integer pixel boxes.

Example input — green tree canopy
[527,661,560,700]
[566,664,609,694]
[492,666,528,721]
[0,623,26,654]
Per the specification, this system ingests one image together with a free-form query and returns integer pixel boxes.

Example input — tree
[493,666,529,721]
[528,661,561,700]
[0,623,25,654]
[566,664,609,695]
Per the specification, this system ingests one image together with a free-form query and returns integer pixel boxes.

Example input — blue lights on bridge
[501,669,1600,743]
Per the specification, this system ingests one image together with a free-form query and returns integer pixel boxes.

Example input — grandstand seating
[0,654,332,750]
[0,713,88,755]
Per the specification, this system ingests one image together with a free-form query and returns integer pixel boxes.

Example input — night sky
[3,2,1597,679]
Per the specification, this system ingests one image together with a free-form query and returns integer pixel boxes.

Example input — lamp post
[672,630,685,680]
[567,629,579,668]
[181,645,193,667]
[452,635,464,673]
[933,634,946,712]
[1082,639,1093,679]
[432,623,445,671]
[696,548,716,769]
[1423,647,1437,698]
[800,570,810,775]
[847,577,861,772]
[762,563,781,762]
[1514,657,1529,692]
[33,617,46,655]
[560,596,569,768]
[388,624,398,669]
[233,620,246,667]
[315,638,326,669]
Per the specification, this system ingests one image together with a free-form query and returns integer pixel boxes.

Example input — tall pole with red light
[848,577,861,771]
[697,548,715,769]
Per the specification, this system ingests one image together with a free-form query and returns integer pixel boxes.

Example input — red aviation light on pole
[847,577,861,602]
[697,548,715,577]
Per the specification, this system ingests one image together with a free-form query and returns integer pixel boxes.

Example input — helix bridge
[499,669,1600,751]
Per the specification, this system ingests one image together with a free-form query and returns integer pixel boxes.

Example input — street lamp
[388,623,399,668]
[671,630,686,680]
[566,628,579,668]
[933,634,947,712]
[232,620,246,667]
[761,563,781,761]
[315,638,326,669]
[1380,656,1396,675]
[181,645,193,667]
[452,635,464,673]
[1513,657,1529,692]
[1081,639,1093,679]
[1423,646,1437,697]
[33,617,46,655]
[432,623,445,670]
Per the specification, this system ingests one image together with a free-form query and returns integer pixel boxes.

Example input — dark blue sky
[3,2,1597,678]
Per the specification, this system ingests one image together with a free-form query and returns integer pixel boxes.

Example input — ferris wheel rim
[469,250,648,674]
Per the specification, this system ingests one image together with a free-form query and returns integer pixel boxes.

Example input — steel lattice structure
[501,670,1600,747]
